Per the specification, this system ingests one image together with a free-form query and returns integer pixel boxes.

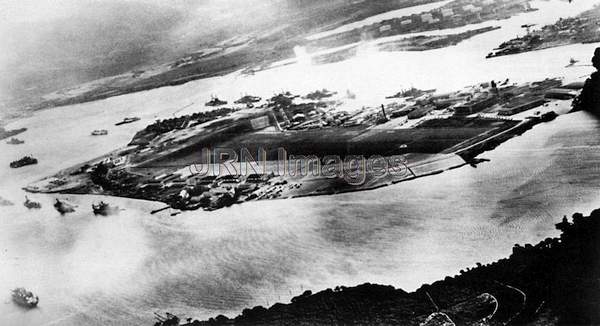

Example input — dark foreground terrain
[156,210,600,325]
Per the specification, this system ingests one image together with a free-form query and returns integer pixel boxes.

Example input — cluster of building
[268,77,580,136]
[129,108,236,146]
[369,0,532,39]
[148,172,278,211]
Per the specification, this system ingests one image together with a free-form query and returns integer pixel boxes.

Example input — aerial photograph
[1,0,599,325]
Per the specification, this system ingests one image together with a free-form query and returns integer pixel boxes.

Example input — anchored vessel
[10,156,38,168]
[54,199,75,214]
[11,288,39,308]
[6,138,24,145]
[205,97,228,106]
[24,196,41,209]
[234,95,262,104]
[92,201,119,216]
[91,129,108,136]
[115,117,141,126]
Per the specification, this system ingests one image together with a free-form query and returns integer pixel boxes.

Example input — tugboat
[11,288,39,308]
[54,199,75,215]
[6,137,24,145]
[10,156,38,168]
[24,196,41,209]
[91,129,108,136]
[115,117,141,126]
[92,201,119,216]
[205,96,228,107]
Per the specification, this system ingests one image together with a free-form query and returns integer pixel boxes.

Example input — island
[25,77,578,212]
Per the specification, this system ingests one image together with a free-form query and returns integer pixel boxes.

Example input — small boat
[565,57,579,68]
[10,156,38,168]
[54,199,75,215]
[91,129,108,136]
[6,138,24,145]
[205,96,228,107]
[24,196,41,209]
[92,201,119,216]
[11,288,39,308]
[115,117,141,126]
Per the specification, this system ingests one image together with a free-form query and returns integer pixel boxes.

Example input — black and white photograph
[1,0,599,325]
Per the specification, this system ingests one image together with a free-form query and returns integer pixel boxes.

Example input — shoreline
[155,208,600,325]
[6,0,542,117]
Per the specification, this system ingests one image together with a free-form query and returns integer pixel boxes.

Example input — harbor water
[1,1,600,324]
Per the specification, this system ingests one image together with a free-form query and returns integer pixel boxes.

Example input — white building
[441,8,454,17]
[420,13,434,23]
[379,24,391,32]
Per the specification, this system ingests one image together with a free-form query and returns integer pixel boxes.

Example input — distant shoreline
[12,0,538,116]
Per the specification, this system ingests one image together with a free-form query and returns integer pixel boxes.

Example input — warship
[91,129,108,136]
[303,88,337,100]
[11,288,39,308]
[92,201,119,216]
[9,156,38,168]
[24,196,42,209]
[6,137,24,145]
[205,96,228,106]
[234,95,262,104]
[54,198,75,214]
[115,117,141,126]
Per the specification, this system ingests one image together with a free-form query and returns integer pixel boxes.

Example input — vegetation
[180,210,600,325]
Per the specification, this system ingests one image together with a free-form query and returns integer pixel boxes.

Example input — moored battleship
[6,137,24,145]
[54,198,75,214]
[115,117,141,126]
[24,196,41,209]
[234,95,262,104]
[92,201,119,216]
[10,156,38,168]
[205,96,228,106]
